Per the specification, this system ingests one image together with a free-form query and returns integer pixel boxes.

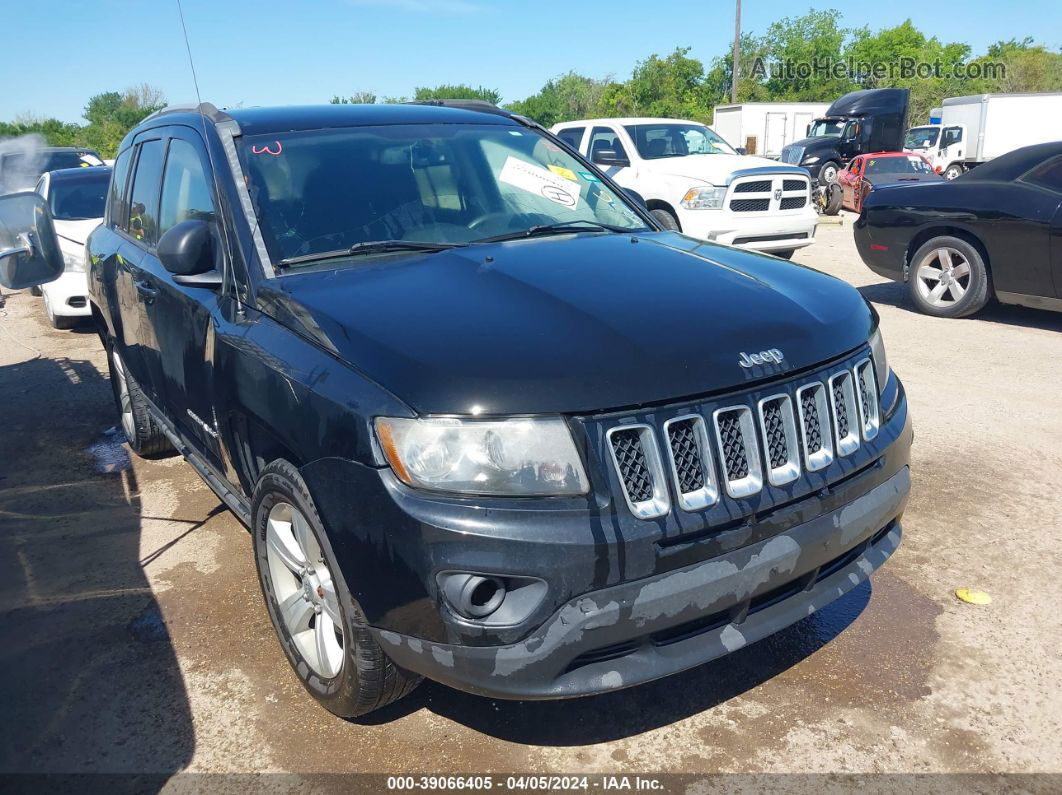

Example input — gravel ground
[1,222,1060,787]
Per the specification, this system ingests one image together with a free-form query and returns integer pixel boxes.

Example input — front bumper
[375,465,909,699]
[40,271,91,317]
[676,207,818,253]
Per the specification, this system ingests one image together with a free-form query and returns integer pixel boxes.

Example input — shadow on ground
[361,580,872,745]
[859,281,1062,332]
[0,355,194,777]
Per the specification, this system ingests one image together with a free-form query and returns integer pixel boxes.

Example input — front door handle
[134,279,158,302]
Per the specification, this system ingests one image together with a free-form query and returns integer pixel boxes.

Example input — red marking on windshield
[252,141,283,156]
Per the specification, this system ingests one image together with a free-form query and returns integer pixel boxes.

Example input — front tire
[773,249,796,260]
[45,296,77,329]
[650,208,680,231]
[106,344,174,456]
[908,236,990,318]
[943,163,964,180]
[818,161,840,185]
[252,460,420,718]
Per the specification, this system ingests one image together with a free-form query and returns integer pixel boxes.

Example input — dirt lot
[1,222,1060,784]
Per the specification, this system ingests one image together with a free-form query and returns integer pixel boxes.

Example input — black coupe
[854,141,1062,317]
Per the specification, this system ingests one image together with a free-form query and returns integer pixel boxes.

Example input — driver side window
[942,127,963,148]
[588,127,627,161]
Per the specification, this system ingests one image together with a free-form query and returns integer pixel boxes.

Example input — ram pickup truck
[0,101,912,718]
[552,117,817,258]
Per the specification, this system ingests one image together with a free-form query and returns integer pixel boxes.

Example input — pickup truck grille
[598,350,883,518]
[728,174,810,213]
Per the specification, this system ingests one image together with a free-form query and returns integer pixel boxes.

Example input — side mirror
[0,192,64,290]
[735,147,748,156]
[158,219,216,278]
[622,188,647,209]
[591,148,630,168]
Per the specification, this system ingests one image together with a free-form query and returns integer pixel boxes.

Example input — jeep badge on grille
[738,349,784,368]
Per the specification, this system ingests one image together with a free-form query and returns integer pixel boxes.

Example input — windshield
[864,155,935,176]
[48,171,111,220]
[904,127,939,150]
[624,123,737,158]
[240,123,648,266]
[807,119,847,138]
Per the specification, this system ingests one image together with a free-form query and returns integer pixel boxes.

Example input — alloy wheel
[265,501,344,678]
[111,350,136,441]
[915,247,972,307]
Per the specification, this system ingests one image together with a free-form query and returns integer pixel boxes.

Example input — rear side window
[555,127,585,150]
[128,140,165,246]
[159,139,216,238]
[108,149,132,228]
[1021,156,1062,194]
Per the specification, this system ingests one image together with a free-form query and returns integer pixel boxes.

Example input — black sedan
[854,141,1062,317]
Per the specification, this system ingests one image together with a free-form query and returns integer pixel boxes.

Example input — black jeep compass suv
[77,101,910,716]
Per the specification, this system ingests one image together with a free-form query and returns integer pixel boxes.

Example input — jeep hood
[639,153,798,184]
[259,233,874,415]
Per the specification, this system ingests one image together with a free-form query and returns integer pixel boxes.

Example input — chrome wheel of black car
[915,247,971,307]
[908,236,990,318]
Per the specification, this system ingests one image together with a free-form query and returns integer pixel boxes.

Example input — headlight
[375,416,589,496]
[803,156,820,165]
[681,186,726,210]
[62,250,85,273]
[869,328,889,393]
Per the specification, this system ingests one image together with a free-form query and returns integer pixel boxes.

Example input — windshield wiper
[279,240,464,268]
[471,219,636,245]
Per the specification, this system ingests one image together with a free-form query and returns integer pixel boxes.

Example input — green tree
[80,84,166,157]
[330,91,378,104]
[618,48,714,120]
[756,10,855,100]
[506,72,613,127]
[413,84,501,104]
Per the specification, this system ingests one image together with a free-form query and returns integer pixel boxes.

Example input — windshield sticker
[499,156,581,207]
[547,164,578,182]
[577,171,599,182]
[252,141,284,156]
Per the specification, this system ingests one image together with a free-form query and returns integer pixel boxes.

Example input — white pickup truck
[904,92,1062,180]
[551,117,817,258]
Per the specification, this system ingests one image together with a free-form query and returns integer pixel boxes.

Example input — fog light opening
[444,574,507,619]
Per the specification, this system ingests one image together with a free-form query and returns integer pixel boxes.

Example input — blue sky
[7,0,1060,123]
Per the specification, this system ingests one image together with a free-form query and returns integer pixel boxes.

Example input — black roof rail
[139,102,234,126]
[403,98,515,118]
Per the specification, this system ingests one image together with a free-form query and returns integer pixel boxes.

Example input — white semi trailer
[904,92,1062,179]
[712,102,830,159]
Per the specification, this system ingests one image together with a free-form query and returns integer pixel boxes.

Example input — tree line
[5,11,1059,157]
[336,12,1062,129]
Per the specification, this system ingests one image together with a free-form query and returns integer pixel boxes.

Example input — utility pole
[732,0,741,103]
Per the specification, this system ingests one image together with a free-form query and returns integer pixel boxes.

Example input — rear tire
[773,249,796,260]
[907,236,990,318]
[650,208,680,231]
[29,286,42,297]
[106,343,174,457]
[252,460,421,718]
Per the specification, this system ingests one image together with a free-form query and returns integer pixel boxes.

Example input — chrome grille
[758,395,800,486]
[664,415,718,511]
[854,358,880,441]
[734,180,772,193]
[781,146,805,165]
[829,372,861,456]
[731,198,770,212]
[606,425,670,519]
[713,407,763,498]
[796,382,834,471]
[603,353,877,517]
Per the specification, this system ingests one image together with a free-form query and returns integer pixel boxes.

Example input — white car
[33,166,110,328]
[551,118,817,258]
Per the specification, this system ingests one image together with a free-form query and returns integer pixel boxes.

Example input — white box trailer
[712,102,830,158]
[905,92,1062,178]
